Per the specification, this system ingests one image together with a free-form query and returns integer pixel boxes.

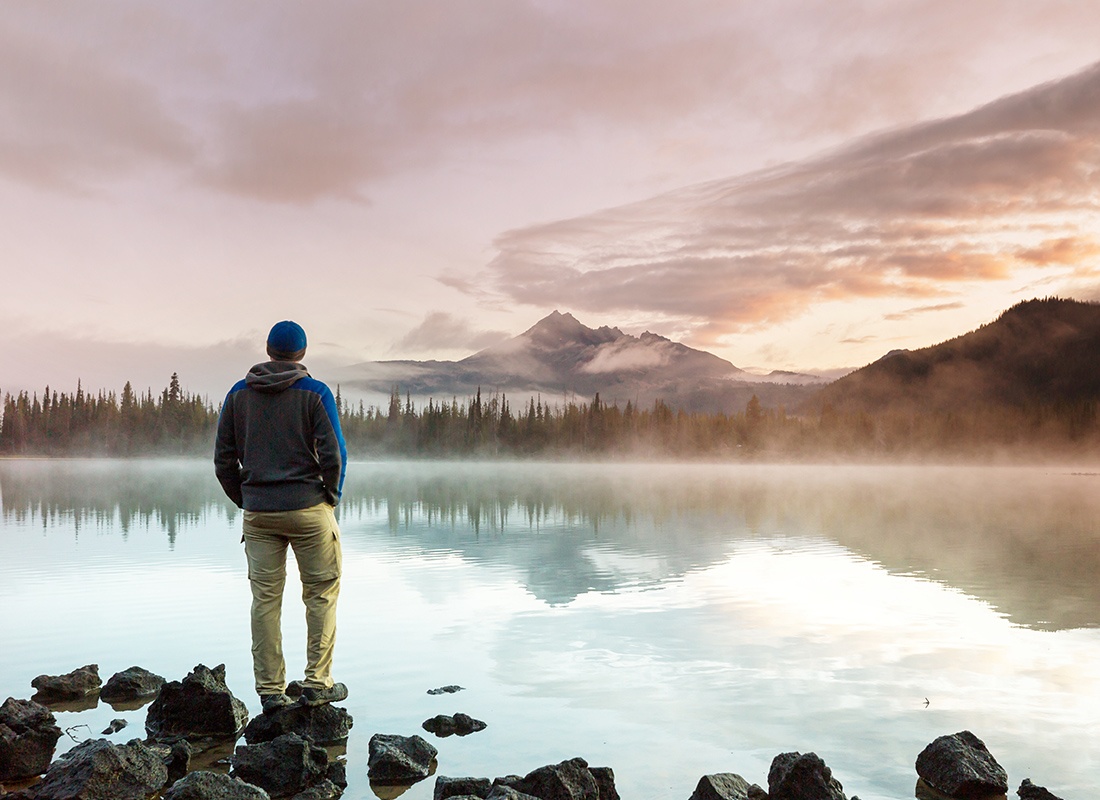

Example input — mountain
[339,311,820,413]
[811,298,1100,414]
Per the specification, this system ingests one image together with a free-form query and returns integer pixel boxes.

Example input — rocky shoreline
[0,663,1067,799]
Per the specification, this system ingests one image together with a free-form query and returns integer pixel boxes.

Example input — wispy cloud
[484,62,1100,344]
[883,302,965,322]
[394,312,509,355]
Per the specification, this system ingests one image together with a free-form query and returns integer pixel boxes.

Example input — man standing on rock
[214,320,349,714]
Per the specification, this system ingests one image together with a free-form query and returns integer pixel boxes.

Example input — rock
[488,788,542,800]
[0,697,63,782]
[768,752,847,800]
[102,719,128,735]
[144,738,193,784]
[289,778,343,799]
[915,731,1008,799]
[1018,778,1063,800]
[101,667,166,704]
[162,769,271,800]
[690,773,763,800]
[243,701,353,747]
[588,767,619,800]
[422,713,488,738]
[427,685,465,695]
[513,757,599,800]
[30,664,101,701]
[145,664,249,742]
[230,732,331,798]
[9,737,168,800]
[368,733,439,784]
[436,776,493,800]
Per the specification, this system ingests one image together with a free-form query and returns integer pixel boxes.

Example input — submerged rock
[243,702,353,747]
[422,713,487,738]
[8,737,167,800]
[101,667,166,704]
[1017,778,1063,800]
[230,732,336,799]
[427,686,465,695]
[435,776,493,800]
[30,664,101,702]
[0,697,63,783]
[162,769,271,800]
[102,719,128,735]
[768,752,847,800]
[367,733,438,784]
[689,773,764,800]
[915,731,1008,799]
[145,664,249,742]
[513,757,599,800]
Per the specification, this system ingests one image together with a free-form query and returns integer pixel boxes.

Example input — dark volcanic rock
[0,697,63,782]
[101,667,166,704]
[30,664,101,701]
[102,719,128,735]
[427,685,465,695]
[243,702,353,746]
[9,737,167,800]
[915,731,1008,799]
[588,767,619,800]
[435,776,493,800]
[514,757,599,800]
[1017,778,1063,800]
[422,713,487,738]
[145,738,193,784]
[488,788,542,800]
[145,664,249,742]
[690,773,762,800]
[290,779,344,799]
[162,769,271,800]
[367,733,438,784]
[768,752,846,800]
[230,732,330,798]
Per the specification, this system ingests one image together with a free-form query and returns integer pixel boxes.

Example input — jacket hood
[246,361,310,393]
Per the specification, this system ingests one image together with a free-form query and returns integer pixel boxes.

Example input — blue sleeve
[314,382,347,504]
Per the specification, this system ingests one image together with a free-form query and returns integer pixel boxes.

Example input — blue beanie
[267,320,307,361]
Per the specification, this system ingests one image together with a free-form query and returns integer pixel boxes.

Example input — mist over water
[2,459,1099,799]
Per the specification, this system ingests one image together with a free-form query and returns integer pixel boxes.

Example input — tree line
[2,378,1097,459]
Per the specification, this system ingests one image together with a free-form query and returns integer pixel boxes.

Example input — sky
[2,1,1099,402]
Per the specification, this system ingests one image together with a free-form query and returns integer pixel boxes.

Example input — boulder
[589,767,619,800]
[102,719,128,735]
[30,664,101,702]
[488,788,542,800]
[230,732,332,798]
[288,779,344,799]
[145,664,249,742]
[768,752,847,800]
[367,733,438,784]
[144,738,193,784]
[915,731,1008,799]
[101,667,166,704]
[689,773,764,800]
[162,769,271,800]
[1017,778,1063,800]
[0,697,63,782]
[8,737,167,800]
[436,776,493,800]
[243,702,353,746]
[513,757,599,800]
[422,713,487,738]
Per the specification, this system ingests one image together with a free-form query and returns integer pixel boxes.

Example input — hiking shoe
[299,682,348,706]
[285,680,305,698]
[260,693,295,714]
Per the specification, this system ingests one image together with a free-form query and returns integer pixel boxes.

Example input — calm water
[2,459,1099,799]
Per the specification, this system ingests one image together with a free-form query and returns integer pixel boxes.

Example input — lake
[1,459,1099,799]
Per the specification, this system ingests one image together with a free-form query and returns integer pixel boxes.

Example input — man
[214,320,348,713]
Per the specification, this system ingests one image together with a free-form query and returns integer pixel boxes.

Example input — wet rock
[9,737,167,800]
[513,757,599,800]
[427,685,465,695]
[102,719,128,735]
[915,731,1008,799]
[422,713,487,738]
[30,664,101,702]
[243,701,353,746]
[367,733,438,784]
[689,773,763,800]
[145,738,193,784]
[768,752,847,800]
[230,732,331,798]
[436,775,493,800]
[289,778,343,799]
[162,769,271,800]
[0,697,63,782]
[1017,778,1063,800]
[145,664,249,742]
[488,787,542,800]
[101,667,166,704]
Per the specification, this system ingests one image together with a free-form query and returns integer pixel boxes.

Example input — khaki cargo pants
[243,502,342,696]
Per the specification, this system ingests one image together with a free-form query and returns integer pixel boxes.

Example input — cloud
[883,302,965,322]
[394,312,509,355]
[483,61,1100,342]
